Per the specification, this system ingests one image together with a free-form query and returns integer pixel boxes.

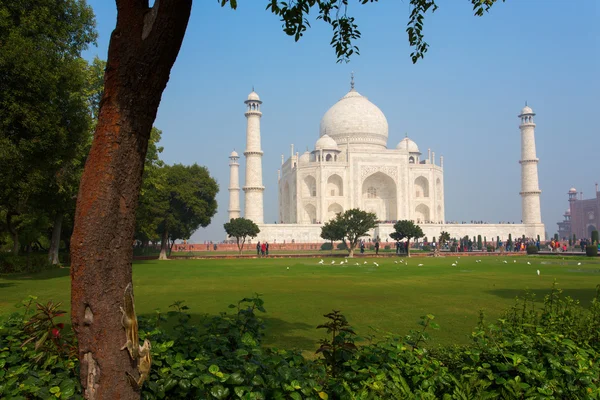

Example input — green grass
[1,255,599,354]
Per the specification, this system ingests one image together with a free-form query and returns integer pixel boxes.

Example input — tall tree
[0,0,97,255]
[390,220,424,257]
[71,1,504,397]
[156,164,219,260]
[327,209,377,257]
[320,218,346,254]
[224,218,260,255]
[135,127,166,247]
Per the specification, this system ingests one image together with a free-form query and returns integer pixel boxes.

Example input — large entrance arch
[361,172,397,221]
[304,203,317,223]
[415,204,430,223]
[588,225,597,239]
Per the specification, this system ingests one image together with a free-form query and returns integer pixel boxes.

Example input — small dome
[569,187,577,193]
[299,151,310,163]
[247,91,260,101]
[229,150,239,157]
[396,137,420,153]
[565,209,571,215]
[520,105,533,115]
[315,134,338,150]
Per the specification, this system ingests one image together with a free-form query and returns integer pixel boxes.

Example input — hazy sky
[83,0,599,241]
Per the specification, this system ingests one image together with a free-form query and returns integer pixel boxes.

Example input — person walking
[261,242,266,257]
[265,242,269,257]
[256,242,261,256]
[375,241,380,255]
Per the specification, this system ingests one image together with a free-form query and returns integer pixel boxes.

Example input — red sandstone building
[557,186,599,240]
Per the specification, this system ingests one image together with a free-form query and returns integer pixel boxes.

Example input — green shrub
[422,245,431,252]
[384,244,391,250]
[486,245,494,252]
[0,253,54,274]
[320,242,333,251]
[586,244,598,257]
[336,242,347,250]
[592,230,599,245]
[526,245,538,254]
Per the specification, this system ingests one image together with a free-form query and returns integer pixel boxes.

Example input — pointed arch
[327,174,343,196]
[414,176,429,198]
[302,175,317,197]
[304,203,317,224]
[361,172,397,221]
[327,203,343,220]
[415,204,430,223]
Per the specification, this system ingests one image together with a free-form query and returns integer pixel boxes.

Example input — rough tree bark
[70,1,192,398]
[158,228,169,260]
[48,213,63,265]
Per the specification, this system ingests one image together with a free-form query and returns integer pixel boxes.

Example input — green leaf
[209,364,220,374]
[210,384,230,399]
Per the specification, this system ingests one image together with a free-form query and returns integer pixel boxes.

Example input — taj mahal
[226,79,545,243]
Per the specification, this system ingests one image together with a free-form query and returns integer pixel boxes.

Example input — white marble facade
[228,84,545,243]
[278,86,445,225]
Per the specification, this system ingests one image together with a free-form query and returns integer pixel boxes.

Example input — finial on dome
[350,71,355,90]
[405,132,408,138]
[252,85,254,92]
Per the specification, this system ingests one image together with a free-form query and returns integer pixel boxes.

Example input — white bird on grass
[418,263,424,267]
[287,267,289,270]
[578,262,582,266]
[394,261,398,264]
[513,260,517,263]
[537,269,540,277]
[364,261,368,264]
[527,261,531,265]
[373,262,379,267]
[451,263,457,267]
[503,260,508,264]
[318,259,324,264]
[340,261,344,265]
[355,263,359,266]
[331,260,336,265]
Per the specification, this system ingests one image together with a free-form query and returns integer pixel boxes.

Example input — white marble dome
[396,137,420,153]
[247,91,260,101]
[229,150,239,157]
[520,105,533,115]
[319,89,388,149]
[569,187,577,193]
[315,134,338,150]
[299,151,310,163]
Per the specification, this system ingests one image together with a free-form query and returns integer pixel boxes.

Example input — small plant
[320,242,333,251]
[336,242,347,250]
[586,244,598,257]
[316,310,357,377]
[21,300,76,363]
[526,245,538,254]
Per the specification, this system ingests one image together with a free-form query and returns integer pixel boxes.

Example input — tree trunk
[70,2,192,399]
[407,239,411,257]
[348,247,354,258]
[159,229,169,260]
[48,213,63,265]
[7,212,19,255]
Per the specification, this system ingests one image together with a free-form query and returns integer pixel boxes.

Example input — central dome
[319,89,388,149]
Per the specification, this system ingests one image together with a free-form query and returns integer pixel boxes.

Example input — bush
[0,253,54,274]
[526,245,539,254]
[592,230,599,245]
[336,242,347,250]
[486,245,494,252]
[320,242,333,251]
[422,245,431,252]
[586,244,598,257]
[384,244,391,250]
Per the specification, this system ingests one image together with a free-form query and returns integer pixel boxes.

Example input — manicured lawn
[1,255,599,353]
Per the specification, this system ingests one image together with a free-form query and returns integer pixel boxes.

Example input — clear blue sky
[83,0,599,242]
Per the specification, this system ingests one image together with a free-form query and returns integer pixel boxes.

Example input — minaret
[228,150,241,220]
[243,89,265,224]
[519,104,542,224]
